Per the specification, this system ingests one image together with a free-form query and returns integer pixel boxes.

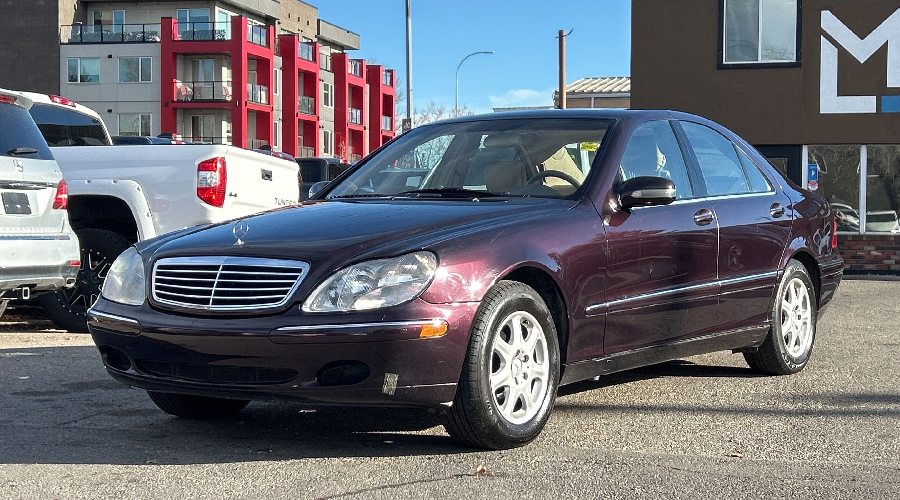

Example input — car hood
[148,198,573,273]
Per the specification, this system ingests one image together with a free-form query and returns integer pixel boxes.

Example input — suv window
[28,103,110,146]
[680,121,750,196]
[0,102,54,161]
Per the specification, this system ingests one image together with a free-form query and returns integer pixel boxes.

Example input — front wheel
[744,260,817,375]
[444,281,560,450]
[147,392,250,419]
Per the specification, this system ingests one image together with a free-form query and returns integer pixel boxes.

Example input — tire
[40,228,132,332]
[147,391,250,419]
[744,260,817,375]
[444,280,560,450]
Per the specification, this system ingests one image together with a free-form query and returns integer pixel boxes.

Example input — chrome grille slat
[152,256,309,312]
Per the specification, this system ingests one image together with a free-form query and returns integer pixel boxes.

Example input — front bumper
[87,298,479,409]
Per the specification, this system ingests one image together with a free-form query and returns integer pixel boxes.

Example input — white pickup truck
[24,93,300,331]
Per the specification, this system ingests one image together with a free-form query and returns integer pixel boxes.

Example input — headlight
[101,246,146,306]
[302,251,437,313]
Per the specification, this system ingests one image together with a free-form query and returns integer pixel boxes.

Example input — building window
[274,120,281,149]
[323,82,334,107]
[119,57,152,83]
[320,48,332,72]
[323,130,333,155]
[273,68,280,95]
[67,58,100,83]
[119,113,151,136]
[93,10,124,28]
[722,0,799,65]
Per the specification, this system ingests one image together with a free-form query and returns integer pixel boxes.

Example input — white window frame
[322,82,334,108]
[118,57,152,83]
[273,68,280,95]
[67,57,100,83]
[274,120,281,149]
[721,0,799,65]
[118,113,151,136]
[323,129,333,155]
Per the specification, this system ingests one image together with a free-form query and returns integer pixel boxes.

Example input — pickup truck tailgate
[223,149,299,213]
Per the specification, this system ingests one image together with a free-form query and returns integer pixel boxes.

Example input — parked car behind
[21,93,111,146]
[112,136,181,145]
[87,110,842,450]
[297,157,352,200]
[0,88,79,316]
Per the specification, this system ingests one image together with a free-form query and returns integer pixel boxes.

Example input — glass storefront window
[809,145,861,233]
[866,145,900,234]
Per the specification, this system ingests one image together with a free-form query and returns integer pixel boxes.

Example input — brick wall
[837,234,900,272]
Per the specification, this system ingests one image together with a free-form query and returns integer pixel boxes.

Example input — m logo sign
[820,9,900,114]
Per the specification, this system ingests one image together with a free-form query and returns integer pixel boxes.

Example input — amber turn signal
[419,320,449,338]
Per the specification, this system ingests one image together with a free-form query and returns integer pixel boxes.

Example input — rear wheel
[444,281,560,450]
[147,392,250,419]
[40,228,131,332]
[744,260,817,375]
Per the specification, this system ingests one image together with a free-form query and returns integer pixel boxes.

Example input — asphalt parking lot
[1,278,898,499]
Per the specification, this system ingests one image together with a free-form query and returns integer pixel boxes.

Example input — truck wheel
[40,228,131,332]
[148,392,250,419]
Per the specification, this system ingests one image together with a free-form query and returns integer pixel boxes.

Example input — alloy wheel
[780,277,813,358]
[490,310,550,425]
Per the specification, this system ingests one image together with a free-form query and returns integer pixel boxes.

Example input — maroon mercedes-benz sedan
[88,110,842,450]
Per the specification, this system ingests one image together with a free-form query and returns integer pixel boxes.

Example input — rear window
[28,103,110,146]
[0,101,55,161]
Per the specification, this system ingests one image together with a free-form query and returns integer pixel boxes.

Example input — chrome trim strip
[585,271,778,315]
[87,309,141,327]
[0,234,71,241]
[275,320,436,334]
[579,324,770,363]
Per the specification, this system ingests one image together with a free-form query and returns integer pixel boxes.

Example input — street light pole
[455,51,493,117]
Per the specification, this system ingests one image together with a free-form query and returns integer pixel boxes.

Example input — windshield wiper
[399,188,505,199]
[5,147,38,156]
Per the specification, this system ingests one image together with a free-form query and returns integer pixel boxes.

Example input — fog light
[419,319,448,338]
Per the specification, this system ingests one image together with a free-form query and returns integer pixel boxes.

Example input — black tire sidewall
[772,262,817,371]
[472,284,560,444]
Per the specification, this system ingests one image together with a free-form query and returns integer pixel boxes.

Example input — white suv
[0,88,79,316]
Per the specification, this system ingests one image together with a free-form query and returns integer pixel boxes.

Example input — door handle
[694,208,714,226]
[770,203,785,218]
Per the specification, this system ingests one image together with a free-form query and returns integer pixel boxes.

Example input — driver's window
[619,120,693,199]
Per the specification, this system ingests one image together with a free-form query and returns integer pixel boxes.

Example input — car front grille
[151,256,309,311]
[136,360,297,385]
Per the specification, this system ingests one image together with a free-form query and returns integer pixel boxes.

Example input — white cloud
[488,87,556,109]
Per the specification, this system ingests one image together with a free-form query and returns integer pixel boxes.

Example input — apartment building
[632,0,900,272]
[0,0,396,159]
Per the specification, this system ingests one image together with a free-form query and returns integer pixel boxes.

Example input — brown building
[632,0,900,272]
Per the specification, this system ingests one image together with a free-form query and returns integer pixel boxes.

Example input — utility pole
[404,0,413,131]
[558,29,569,109]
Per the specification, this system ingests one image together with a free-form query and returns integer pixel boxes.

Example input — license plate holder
[1,192,32,215]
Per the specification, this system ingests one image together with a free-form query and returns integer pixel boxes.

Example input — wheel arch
[499,265,571,369]
[67,195,141,244]
[787,250,821,306]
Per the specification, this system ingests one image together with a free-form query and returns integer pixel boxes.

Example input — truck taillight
[49,95,77,107]
[52,180,68,210]
[197,157,227,207]
[832,220,838,248]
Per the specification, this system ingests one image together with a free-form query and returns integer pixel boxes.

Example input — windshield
[28,103,111,146]
[325,117,613,200]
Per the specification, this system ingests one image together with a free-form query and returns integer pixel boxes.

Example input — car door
[677,120,792,331]
[602,120,719,355]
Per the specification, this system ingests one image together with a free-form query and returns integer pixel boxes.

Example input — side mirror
[308,180,331,199]
[617,176,677,209]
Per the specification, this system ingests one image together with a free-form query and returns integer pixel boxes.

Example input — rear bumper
[818,252,844,318]
[87,298,479,410]
[0,235,80,294]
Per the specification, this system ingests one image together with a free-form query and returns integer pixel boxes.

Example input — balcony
[247,23,268,47]
[247,84,269,105]
[299,95,315,115]
[382,115,393,131]
[349,108,362,126]
[383,70,394,87]
[61,24,161,44]
[248,138,270,149]
[299,42,316,62]
[349,154,363,162]
[175,80,233,101]
[298,145,315,158]
[349,60,363,78]
[176,21,230,41]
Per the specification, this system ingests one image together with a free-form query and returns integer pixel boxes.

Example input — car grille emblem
[233,220,250,246]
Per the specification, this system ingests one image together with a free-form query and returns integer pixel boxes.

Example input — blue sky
[316,1,631,116]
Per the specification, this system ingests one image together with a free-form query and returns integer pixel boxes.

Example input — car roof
[18,91,104,120]
[0,87,33,110]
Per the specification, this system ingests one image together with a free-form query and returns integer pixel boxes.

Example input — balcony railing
[383,70,394,87]
[248,138,269,149]
[247,23,268,47]
[349,108,362,125]
[299,95,315,115]
[175,80,233,101]
[189,136,230,145]
[349,154,362,162]
[298,145,315,158]
[61,24,161,44]
[382,115,393,131]
[247,84,269,105]
[349,60,363,77]
[176,22,230,41]
[299,42,316,62]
